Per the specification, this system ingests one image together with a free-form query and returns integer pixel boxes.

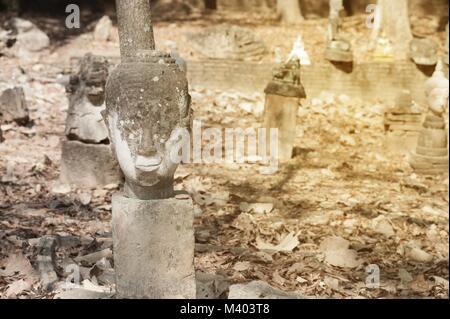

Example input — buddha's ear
[101,109,108,124]
[180,107,193,133]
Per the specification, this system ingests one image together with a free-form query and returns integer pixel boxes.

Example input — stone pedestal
[263,94,299,161]
[384,112,423,154]
[325,46,353,63]
[112,193,196,299]
[410,114,449,175]
[60,140,123,188]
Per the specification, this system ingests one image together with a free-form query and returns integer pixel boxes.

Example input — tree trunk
[277,0,303,24]
[115,0,155,61]
[370,0,412,59]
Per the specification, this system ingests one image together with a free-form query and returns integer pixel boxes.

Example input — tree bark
[277,0,303,24]
[370,0,412,59]
[115,0,155,61]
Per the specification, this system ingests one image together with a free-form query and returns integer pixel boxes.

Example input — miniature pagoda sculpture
[410,62,449,175]
[60,53,123,188]
[384,90,423,154]
[263,40,306,161]
[104,0,195,299]
[288,35,311,65]
[372,31,395,62]
[325,0,353,63]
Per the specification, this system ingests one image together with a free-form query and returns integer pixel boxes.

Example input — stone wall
[72,56,438,104]
[187,60,433,104]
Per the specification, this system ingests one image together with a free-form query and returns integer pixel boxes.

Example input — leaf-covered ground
[0,12,448,299]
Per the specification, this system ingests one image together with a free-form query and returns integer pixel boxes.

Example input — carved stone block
[112,193,196,299]
[60,140,123,188]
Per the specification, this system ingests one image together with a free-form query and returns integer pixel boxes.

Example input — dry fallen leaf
[319,236,362,268]
[407,247,433,263]
[239,202,274,214]
[233,261,251,272]
[5,279,32,298]
[256,232,299,252]
[0,253,38,279]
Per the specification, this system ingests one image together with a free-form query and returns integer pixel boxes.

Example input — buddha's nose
[137,129,157,157]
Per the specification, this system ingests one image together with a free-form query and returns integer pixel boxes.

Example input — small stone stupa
[384,90,423,154]
[263,40,306,161]
[410,62,449,175]
[288,35,311,65]
[325,0,353,63]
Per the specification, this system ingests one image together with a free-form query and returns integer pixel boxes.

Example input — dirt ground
[0,11,448,299]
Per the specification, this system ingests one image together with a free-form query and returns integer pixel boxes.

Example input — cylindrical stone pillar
[263,59,306,161]
[263,94,299,161]
[112,193,196,299]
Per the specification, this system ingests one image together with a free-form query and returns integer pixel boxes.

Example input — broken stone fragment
[0,87,29,125]
[60,140,123,188]
[93,16,114,42]
[0,26,15,56]
[36,236,59,292]
[65,54,110,143]
[65,98,109,143]
[410,38,438,66]
[9,18,49,56]
[228,280,303,299]
[196,272,230,299]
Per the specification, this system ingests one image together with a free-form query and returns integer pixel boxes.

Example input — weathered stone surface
[325,47,353,63]
[60,140,123,188]
[410,65,449,175]
[0,87,29,125]
[104,51,193,200]
[410,38,438,66]
[65,99,109,144]
[65,54,110,143]
[384,91,423,154]
[325,0,353,63]
[93,16,113,42]
[36,236,58,291]
[263,94,298,161]
[10,18,49,56]
[112,193,196,299]
[189,24,267,61]
[196,272,229,299]
[228,281,303,299]
[263,53,305,161]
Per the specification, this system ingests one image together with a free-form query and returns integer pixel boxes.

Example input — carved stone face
[65,54,110,144]
[425,68,449,116]
[104,51,192,199]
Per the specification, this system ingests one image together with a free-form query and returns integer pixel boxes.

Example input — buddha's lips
[136,164,160,172]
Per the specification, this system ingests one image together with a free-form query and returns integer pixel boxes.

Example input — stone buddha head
[104,50,192,199]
